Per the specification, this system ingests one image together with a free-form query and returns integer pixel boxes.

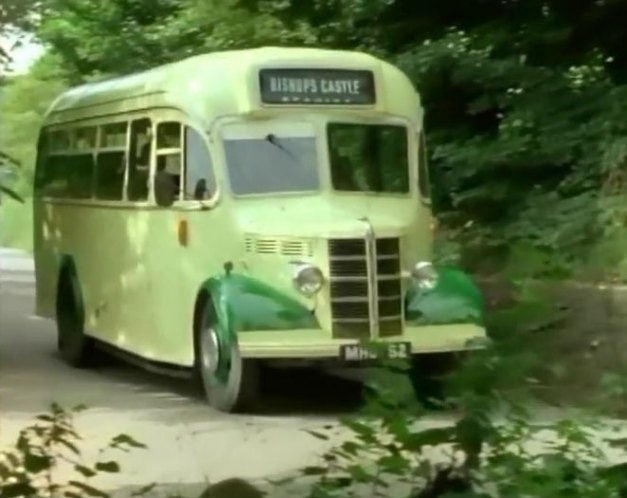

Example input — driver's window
[156,121,182,199]
[185,127,215,200]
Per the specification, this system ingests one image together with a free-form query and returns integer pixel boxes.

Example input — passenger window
[128,118,152,201]
[100,122,128,148]
[49,130,70,153]
[76,127,97,150]
[66,154,95,199]
[95,151,126,200]
[185,127,215,200]
[156,121,182,199]
[42,155,70,197]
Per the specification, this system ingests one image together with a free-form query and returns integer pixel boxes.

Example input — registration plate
[340,342,411,362]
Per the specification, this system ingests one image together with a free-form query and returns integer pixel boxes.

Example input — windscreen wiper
[265,133,297,161]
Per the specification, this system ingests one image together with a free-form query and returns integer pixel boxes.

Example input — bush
[0,403,151,498]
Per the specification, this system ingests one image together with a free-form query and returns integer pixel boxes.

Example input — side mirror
[193,179,209,201]
[154,171,177,207]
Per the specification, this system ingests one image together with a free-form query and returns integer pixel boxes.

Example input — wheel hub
[201,327,221,375]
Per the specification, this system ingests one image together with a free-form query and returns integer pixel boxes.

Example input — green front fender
[405,266,485,326]
[199,273,320,340]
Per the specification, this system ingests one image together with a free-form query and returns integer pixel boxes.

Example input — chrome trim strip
[360,217,379,338]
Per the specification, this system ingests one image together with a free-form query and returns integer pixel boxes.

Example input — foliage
[22,0,627,279]
[298,340,627,498]
[0,403,151,498]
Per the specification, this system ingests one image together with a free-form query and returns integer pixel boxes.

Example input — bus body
[33,47,486,412]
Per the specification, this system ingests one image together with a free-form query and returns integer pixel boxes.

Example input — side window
[42,155,70,197]
[66,154,95,199]
[418,131,431,201]
[67,126,97,199]
[128,118,152,201]
[96,122,127,200]
[185,127,215,199]
[156,121,182,199]
[39,129,71,198]
[49,130,71,153]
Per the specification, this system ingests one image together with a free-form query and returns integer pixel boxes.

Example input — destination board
[259,68,376,105]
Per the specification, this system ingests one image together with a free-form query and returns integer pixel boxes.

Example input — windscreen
[223,124,319,195]
[328,123,410,194]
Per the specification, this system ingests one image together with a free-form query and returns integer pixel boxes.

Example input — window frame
[418,129,432,205]
[37,109,220,210]
[183,125,218,203]
[155,120,184,201]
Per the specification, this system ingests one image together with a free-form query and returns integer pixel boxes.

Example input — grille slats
[376,238,403,337]
[328,237,403,339]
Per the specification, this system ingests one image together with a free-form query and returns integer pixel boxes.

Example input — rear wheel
[195,301,260,413]
[56,269,94,368]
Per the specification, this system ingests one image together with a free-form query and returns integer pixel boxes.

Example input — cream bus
[33,47,486,412]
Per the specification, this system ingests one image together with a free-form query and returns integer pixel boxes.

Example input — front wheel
[195,302,260,413]
[410,352,461,410]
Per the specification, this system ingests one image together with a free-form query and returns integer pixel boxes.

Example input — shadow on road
[95,354,364,417]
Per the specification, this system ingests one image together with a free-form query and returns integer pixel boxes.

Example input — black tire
[409,353,460,410]
[195,301,260,413]
[56,268,94,368]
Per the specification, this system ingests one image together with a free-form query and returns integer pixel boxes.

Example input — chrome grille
[328,237,403,339]
[375,238,403,337]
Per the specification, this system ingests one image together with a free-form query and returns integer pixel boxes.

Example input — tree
[28,0,627,278]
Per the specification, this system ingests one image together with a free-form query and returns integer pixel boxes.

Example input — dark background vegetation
[3,0,627,281]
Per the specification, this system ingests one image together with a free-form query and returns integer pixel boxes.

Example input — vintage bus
[33,47,486,413]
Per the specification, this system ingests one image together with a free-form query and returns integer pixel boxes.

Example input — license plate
[340,342,411,362]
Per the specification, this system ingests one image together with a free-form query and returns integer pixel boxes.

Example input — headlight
[293,263,324,296]
[412,261,438,290]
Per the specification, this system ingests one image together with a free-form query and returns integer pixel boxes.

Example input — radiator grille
[328,237,403,339]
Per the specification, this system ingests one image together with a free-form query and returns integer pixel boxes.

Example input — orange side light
[178,219,189,247]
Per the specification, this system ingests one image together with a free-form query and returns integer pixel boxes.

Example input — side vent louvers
[244,235,312,257]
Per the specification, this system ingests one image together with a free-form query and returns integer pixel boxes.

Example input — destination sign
[259,68,376,105]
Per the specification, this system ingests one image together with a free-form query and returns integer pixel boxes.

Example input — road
[0,248,376,496]
[1,248,625,497]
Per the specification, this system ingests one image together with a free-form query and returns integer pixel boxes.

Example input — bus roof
[44,47,421,126]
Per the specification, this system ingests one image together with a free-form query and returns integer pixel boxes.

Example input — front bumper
[238,323,487,359]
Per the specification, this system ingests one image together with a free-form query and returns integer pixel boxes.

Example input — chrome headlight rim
[292,263,324,297]
[412,261,438,290]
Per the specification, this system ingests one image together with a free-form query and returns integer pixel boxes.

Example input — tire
[195,301,260,413]
[56,268,94,368]
[409,353,460,410]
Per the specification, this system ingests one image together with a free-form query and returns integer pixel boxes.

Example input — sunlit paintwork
[33,47,487,369]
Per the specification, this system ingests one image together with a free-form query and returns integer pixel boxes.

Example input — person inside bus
[156,123,182,198]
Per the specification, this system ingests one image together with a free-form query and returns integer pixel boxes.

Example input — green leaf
[58,438,81,455]
[302,466,327,476]
[23,453,52,473]
[340,441,361,456]
[377,453,409,475]
[401,427,455,451]
[75,464,97,478]
[109,434,146,450]
[131,483,157,497]
[306,430,330,441]
[1,482,38,498]
[95,461,120,473]
[69,481,110,498]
